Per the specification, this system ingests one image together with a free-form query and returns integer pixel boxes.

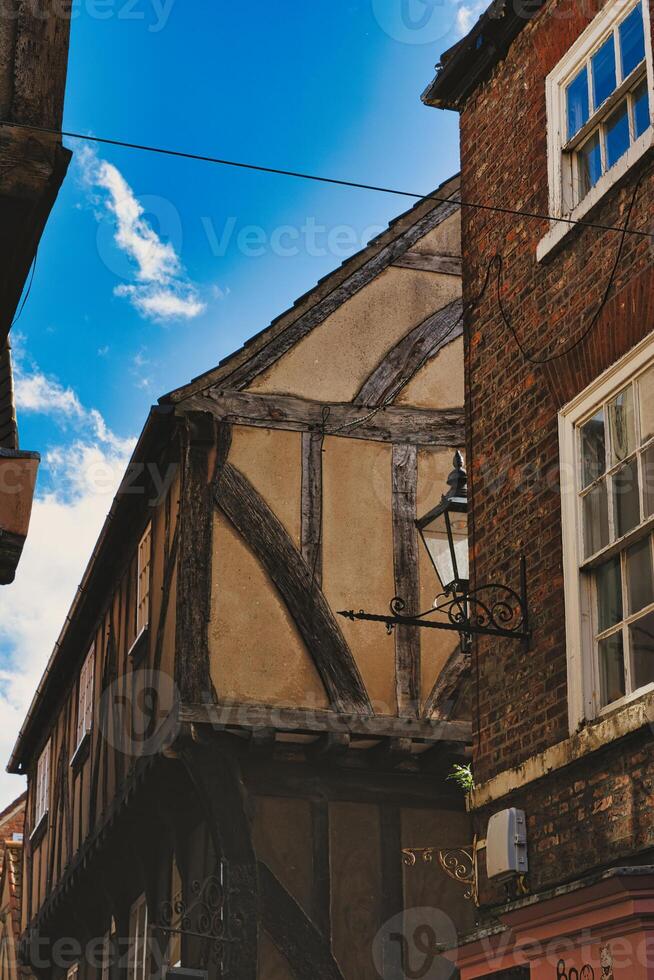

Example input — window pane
[631,610,654,689]
[599,631,626,705]
[596,556,623,631]
[613,458,641,537]
[567,66,590,138]
[605,99,631,169]
[579,131,603,196]
[592,35,617,109]
[643,444,654,517]
[583,479,610,557]
[627,537,654,613]
[620,3,646,78]
[614,455,641,531]
[633,78,650,138]
[638,364,654,445]
[608,385,635,464]
[580,409,606,487]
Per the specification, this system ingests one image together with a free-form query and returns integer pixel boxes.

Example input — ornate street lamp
[339,452,530,645]
[417,451,469,594]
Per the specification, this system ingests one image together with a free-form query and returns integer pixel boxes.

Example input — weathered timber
[179,702,471,742]
[392,250,462,276]
[301,430,323,585]
[213,462,373,714]
[195,196,460,394]
[392,445,421,719]
[181,389,465,448]
[259,861,346,980]
[175,413,214,703]
[379,806,404,979]
[180,744,258,980]
[423,645,471,720]
[311,801,331,940]
[152,522,179,673]
[354,298,464,407]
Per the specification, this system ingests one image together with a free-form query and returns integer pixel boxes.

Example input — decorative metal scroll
[158,873,238,965]
[402,843,478,905]
[339,561,530,644]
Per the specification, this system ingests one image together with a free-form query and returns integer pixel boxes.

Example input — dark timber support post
[392,444,420,717]
[175,412,215,705]
[180,741,259,980]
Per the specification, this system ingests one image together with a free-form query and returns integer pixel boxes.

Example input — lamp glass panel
[447,509,469,583]
[421,512,456,589]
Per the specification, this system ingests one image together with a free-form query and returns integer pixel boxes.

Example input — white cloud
[0,364,136,808]
[79,146,206,323]
[14,369,85,420]
[454,0,488,35]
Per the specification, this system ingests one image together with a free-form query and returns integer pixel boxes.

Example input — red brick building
[425,0,654,975]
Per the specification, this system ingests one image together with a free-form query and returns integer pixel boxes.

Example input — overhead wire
[2,119,654,240]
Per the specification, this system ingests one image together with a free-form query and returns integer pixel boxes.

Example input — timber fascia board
[179,701,471,743]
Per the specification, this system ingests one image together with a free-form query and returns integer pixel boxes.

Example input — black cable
[2,120,653,240]
[495,165,651,365]
[9,249,37,328]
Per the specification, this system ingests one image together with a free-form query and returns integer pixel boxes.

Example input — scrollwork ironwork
[402,842,479,905]
[157,871,237,966]
[339,563,530,645]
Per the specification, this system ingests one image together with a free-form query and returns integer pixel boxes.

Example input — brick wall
[459,0,654,779]
[456,0,654,902]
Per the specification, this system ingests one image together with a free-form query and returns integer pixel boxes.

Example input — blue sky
[0,0,481,803]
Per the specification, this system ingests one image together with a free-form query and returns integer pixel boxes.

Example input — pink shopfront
[446,869,654,979]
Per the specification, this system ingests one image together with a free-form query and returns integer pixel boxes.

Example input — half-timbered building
[9,177,475,979]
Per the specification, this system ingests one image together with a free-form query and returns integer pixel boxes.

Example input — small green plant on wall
[447,763,473,793]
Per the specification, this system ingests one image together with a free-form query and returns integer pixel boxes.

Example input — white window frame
[128,894,149,980]
[75,645,95,750]
[540,0,654,260]
[560,330,654,732]
[34,740,51,829]
[135,523,152,641]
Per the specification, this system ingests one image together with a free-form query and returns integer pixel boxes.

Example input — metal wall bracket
[401,836,479,906]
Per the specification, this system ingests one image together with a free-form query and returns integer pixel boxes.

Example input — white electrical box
[486,808,528,881]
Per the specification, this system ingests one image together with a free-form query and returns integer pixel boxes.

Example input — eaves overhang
[422,0,546,111]
[7,405,175,775]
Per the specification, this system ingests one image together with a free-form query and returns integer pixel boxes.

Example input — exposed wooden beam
[259,861,346,980]
[175,413,215,704]
[213,198,461,392]
[354,298,463,408]
[179,701,471,743]
[213,461,373,715]
[301,430,323,585]
[392,250,462,276]
[391,445,420,718]
[311,802,331,939]
[423,646,471,720]
[181,390,464,448]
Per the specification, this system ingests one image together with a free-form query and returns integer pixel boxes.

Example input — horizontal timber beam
[179,390,464,447]
[179,701,471,743]
[392,251,462,276]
